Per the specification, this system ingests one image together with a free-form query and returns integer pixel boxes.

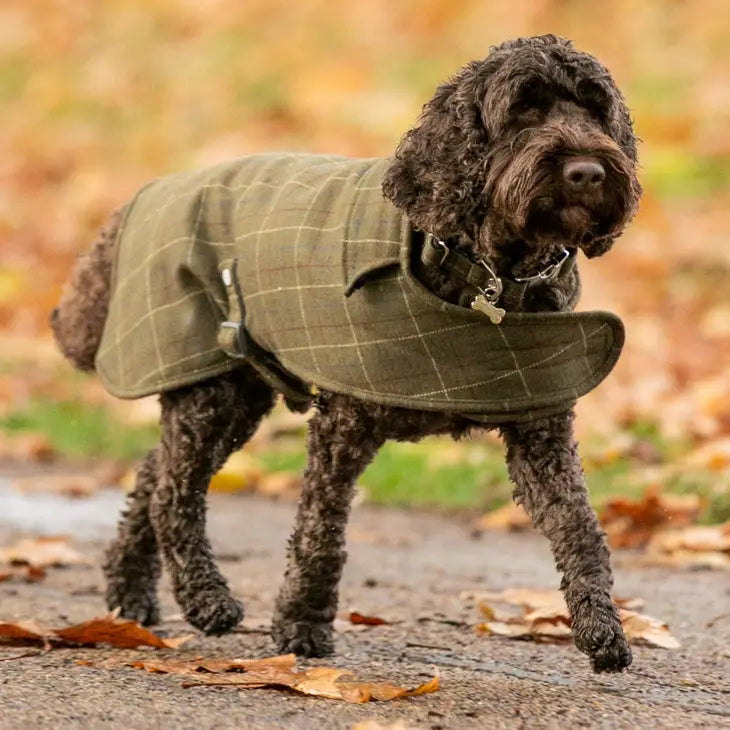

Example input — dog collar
[421,235,575,324]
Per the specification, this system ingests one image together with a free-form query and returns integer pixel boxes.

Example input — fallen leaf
[82,653,439,703]
[599,486,704,549]
[55,614,192,649]
[208,451,262,493]
[649,524,730,553]
[0,620,53,645]
[644,522,730,569]
[474,588,568,613]
[619,609,681,649]
[475,502,531,531]
[0,612,192,650]
[474,588,680,648]
[348,612,391,626]
[0,536,91,568]
[0,565,46,583]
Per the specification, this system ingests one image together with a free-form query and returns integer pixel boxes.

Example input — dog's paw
[572,602,632,673]
[271,619,334,657]
[106,584,161,626]
[184,591,244,636]
[587,628,632,673]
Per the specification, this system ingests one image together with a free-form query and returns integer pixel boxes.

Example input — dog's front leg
[272,394,385,657]
[500,410,631,672]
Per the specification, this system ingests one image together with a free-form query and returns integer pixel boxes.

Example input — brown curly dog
[52,35,641,672]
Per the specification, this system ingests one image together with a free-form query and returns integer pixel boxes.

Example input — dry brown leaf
[649,524,730,553]
[348,612,390,626]
[0,536,91,568]
[475,502,531,532]
[0,612,191,650]
[82,653,439,703]
[599,486,704,549]
[475,588,679,648]
[619,609,681,649]
[644,522,730,569]
[0,620,53,644]
[55,614,192,649]
[208,451,263,493]
[0,565,46,583]
[475,588,568,613]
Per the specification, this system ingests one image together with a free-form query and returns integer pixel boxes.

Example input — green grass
[0,399,158,462]
[4,397,728,521]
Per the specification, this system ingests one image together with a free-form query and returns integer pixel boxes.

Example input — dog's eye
[577,79,611,120]
[510,101,544,125]
[511,81,552,119]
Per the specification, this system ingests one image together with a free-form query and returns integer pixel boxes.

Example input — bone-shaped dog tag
[471,294,506,324]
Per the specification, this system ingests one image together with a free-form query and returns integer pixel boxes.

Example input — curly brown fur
[55,34,640,673]
[104,368,275,634]
[50,208,123,371]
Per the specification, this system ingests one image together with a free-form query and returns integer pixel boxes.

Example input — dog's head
[383,35,641,273]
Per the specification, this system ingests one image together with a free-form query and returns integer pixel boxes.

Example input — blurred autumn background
[1,0,729,538]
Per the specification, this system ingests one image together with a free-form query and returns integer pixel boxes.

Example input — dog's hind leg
[272,393,385,657]
[500,410,632,673]
[148,368,275,635]
[103,447,163,624]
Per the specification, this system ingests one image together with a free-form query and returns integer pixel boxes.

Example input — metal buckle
[220,321,248,357]
[514,248,570,283]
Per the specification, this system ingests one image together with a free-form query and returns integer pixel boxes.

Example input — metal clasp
[476,259,503,304]
[514,248,570,283]
[430,236,451,266]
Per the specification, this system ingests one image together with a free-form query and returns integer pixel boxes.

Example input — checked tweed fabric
[96,153,624,422]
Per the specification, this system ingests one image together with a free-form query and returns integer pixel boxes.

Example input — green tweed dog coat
[95,153,624,422]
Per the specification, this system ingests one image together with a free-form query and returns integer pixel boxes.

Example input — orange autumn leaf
[0,620,53,644]
[0,612,191,650]
[82,653,439,703]
[599,486,704,549]
[348,612,390,626]
[54,614,192,649]
[0,565,46,583]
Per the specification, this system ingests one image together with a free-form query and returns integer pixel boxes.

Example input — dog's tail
[50,208,123,372]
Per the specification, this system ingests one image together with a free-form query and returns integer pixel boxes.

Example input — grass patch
[4,396,727,521]
[1,399,158,462]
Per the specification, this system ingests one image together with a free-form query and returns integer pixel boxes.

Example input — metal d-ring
[476,259,503,303]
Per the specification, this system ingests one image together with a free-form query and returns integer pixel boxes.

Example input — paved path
[0,473,728,729]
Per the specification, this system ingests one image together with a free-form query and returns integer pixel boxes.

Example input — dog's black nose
[563,157,605,191]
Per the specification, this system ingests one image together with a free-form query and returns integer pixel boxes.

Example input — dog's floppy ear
[382,59,499,243]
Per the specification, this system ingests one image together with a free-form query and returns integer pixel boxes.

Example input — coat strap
[218,259,313,403]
